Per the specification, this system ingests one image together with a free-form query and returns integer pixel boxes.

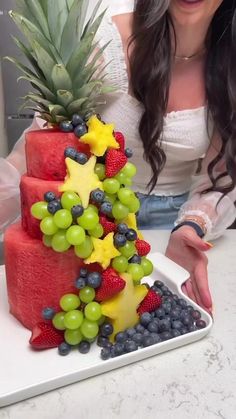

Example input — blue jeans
[136,192,189,230]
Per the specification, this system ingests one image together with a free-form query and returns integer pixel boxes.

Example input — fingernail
[205,241,213,248]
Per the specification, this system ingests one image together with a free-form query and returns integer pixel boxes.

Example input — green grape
[97,315,106,326]
[95,163,106,180]
[79,287,95,303]
[60,293,80,311]
[43,234,52,247]
[61,191,81,210]
[40,216,58,235]
[127,263,144,282]
[104,193,117,204]
[115,172,128,185]
[64,310,84,330]
[74,236,94,258]
[54,209,73,229]
[52,311,66,330]
[51,230,71,252]
[112,255,129,273]
[78,209,99,230]
[112,201,129,220]
[88,224,104,238]
[31,201,50,220]
[122,162,137,178]
[124,177,132,187]
[87,204,99,214]
[141,258,154,276]
[103,178,120,194]
[127,197,141,213]
[84,302,102,321]
[117,188,135,206]
[64,328,83,345]
[66,225,86,245]
[119,242,136,258]
[81,319,99,339]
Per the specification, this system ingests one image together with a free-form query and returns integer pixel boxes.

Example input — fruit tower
[4,0,161,355]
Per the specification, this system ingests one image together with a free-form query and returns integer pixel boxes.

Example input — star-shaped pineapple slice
[80,115,119,156]
[84,232,120,269]
[122,213,144,240]
[101,273,148,341]
[59,156,102,208]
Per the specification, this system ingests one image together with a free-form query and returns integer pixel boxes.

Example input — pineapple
[6,0,110,123]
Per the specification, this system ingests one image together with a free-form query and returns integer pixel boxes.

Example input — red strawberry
[105,149,128,178]
[135,239,151,256]
[29,322,64,350]
[99,215,116,235]
[95,268,126,302]
[137,290,162,315]
[114,131,125,152]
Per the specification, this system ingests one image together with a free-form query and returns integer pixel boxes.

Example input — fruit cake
[4,0,207,359]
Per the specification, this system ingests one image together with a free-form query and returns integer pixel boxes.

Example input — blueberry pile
[98,280,207,361]
[59,113,88,137]
[75,268,102,290]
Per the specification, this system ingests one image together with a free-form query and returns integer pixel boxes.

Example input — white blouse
[0,0,236,240]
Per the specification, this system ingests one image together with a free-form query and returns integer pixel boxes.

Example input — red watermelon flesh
[4,223,83,330]
[26,129,91,181]
[20,174,63,239]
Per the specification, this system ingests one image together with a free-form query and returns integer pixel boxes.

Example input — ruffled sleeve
[108,0,134,16]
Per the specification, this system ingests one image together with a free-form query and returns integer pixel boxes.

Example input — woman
[1,0,236,312]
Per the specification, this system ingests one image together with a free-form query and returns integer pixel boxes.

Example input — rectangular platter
[0,252,213,407]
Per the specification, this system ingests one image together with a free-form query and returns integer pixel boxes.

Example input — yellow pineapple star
[84,232,120,269]
[80,115,119,156]
[59,156,102,208]
[101,273,148,341]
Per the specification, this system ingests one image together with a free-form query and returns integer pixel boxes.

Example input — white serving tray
[0,252,213,407]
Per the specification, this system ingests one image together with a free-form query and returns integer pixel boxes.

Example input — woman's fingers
[194,257,212,309]
[184,278,197,303]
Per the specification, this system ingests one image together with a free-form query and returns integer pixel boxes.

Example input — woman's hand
[165,226,212,312]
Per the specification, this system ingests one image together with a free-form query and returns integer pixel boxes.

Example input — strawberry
[105,149,128,178]
[29,322,64,350]
[114,131,125,152]
[95,268,126,302]
[135,239,151,256]
[99,215,116,235]
[137,290,162,315]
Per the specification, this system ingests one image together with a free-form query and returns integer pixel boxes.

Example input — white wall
[0,62,7,157]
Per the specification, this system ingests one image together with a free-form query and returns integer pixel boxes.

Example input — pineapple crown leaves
[5,0,114,123]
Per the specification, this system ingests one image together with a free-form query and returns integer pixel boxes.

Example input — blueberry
[100,201,113,216]
[97,336,110,348]
[124,340,138,353]
[71,205,84,218]
[115,332,127,343]
[148,321,159,333]
[155,308,166,319]
[75,152,88,165]
[140,312,152,326]
[117,223,129,234]
[74,123,87,137]
[91,188,105,204]
[126,229,138,241]
[181,315,193,327]
[87,272,102,289]
[124,147,133,158]
[42,307,55,320]
[129,254,142,264]
[170,308,181,320]
[126,327,136,338]
[164,291,173,297]
[171,329,181,338]
[162,302,172,314]
[153,287,163,297]
[64,146,78,160]
[159,319,171,332]
[72,114,84,126]
[135,324,145,334]
[188,324,197,332]
[60,121,74,132]
[171,320,183,331]
[180,310,190,320]
[101,347,111,360]
[80,268,88,278]
[160,331,172,341]
[172,294,179,301]
[186,305,194,313]
[161,285,169,294]
[133,333,143,345]
[150,333,162,344]
[196,319,207,329]
[44,191,56,202]
[178,298,188,308]
[113,343,125,356]
[143,329,150,337]
[110,346,117,358]
[75,277,86,289]
[142,335,155,347]
[180,327,189,335]
[58,342,71,356]
[154,280,164,288]
[78,341,90,354]
[191,310,201,320]
[100,323,114,337]
[114,233,127,248]
[47,200,62,214]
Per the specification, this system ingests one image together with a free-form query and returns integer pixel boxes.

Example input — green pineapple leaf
[51,64,72,91]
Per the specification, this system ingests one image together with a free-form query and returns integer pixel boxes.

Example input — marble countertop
[1,230,236,419]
